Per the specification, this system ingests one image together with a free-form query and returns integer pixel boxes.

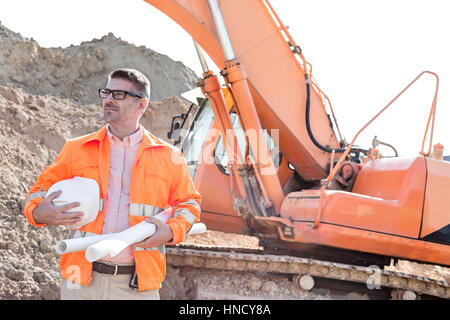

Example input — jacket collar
[84,126,108,144]
[141,127,169,148]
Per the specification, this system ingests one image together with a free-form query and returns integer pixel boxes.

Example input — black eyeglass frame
[98,88,143,100]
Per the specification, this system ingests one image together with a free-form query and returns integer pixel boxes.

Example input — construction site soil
[0,23,448,300]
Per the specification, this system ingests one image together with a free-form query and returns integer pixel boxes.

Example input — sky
[1,0,449,157]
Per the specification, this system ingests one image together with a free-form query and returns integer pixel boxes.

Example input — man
[23,68,201,300]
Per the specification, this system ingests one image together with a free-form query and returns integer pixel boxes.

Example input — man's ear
[139,98,149,114]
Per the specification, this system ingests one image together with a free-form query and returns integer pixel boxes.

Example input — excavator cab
[178,94,291,234]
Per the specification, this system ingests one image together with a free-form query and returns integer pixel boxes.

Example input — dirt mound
[385,260,450,283]
[182,230,262,250]
[0,22,24,41]
[0,22,198,104]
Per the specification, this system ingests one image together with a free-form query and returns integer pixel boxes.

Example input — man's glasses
[98,88,143,100]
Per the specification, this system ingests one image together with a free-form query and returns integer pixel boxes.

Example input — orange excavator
[144,0,449,299]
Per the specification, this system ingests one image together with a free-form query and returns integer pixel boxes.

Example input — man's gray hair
[108,68,151,99]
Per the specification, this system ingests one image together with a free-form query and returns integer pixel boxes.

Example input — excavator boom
[145,0,341,181]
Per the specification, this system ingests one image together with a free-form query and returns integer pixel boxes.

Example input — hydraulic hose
[304,73,367,155]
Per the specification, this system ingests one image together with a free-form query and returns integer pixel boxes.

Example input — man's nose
[103,94,115,105]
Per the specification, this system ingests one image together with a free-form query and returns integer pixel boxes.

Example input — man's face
[102,78,146,128]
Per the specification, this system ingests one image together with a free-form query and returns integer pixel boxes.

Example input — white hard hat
[47,176,100,229]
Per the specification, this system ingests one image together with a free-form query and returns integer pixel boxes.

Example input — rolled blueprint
[55,210,172,255]
[55,233,111,255]
[55,209,206,259]
[85,221,206,262]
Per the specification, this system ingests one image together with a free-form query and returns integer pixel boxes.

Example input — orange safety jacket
[23,126,201,291]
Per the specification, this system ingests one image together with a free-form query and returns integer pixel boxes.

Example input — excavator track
[166,245,449,299]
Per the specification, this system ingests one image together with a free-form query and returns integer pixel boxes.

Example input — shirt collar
[83,125,168,149]
[106,124,143,147]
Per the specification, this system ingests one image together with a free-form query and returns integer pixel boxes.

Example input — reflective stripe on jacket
[23,126,201,291]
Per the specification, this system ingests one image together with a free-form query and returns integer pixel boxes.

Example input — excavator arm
[144,0,341,182]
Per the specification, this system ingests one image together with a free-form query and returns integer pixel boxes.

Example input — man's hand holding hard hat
[32,176,100,227]
[33,190,84,226]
